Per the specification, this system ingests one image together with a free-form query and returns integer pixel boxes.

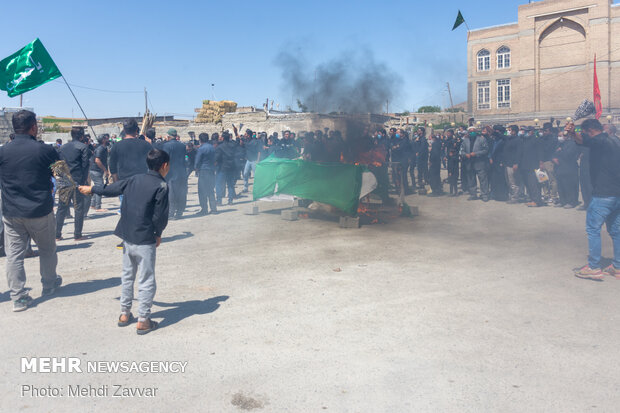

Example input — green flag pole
[60,75,99,140]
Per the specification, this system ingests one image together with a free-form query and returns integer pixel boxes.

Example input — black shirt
[92,170,169,245]
[520,135,543,171]
[162,139,187,180]
[109,138,152,180]
[503,135,523,167]
[541,133,559,162]
[91,144,109,172]
[59,139,90,185]
[0,135,59,218]
[215,141,238,172]
[246,139,262,162]
[580,132,620,197]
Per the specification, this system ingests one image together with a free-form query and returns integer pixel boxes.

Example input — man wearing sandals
[573,119,620,280]
[79,149,170,334]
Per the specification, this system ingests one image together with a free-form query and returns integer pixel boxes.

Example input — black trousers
[56,190,85,239]
[408,159,416,190]
[417,162,428,188]
[168,176,188,217]
[428,164,443,193]
[198,170,217,213]
[447,159,459,194]
[489,163,508,201]
[460,161,469,192]
[522,169,542,204]
[557,172,579,206]
[371,165,390,202]
[391,162,404,192]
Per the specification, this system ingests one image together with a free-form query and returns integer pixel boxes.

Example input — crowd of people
[373,122,618,210]
[1,109,619,327]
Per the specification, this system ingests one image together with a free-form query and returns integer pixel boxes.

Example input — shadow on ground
[162,231,194,243]
[31,277,121,307]
[83,230,115,240]
[150,295,229,328]
[57,242,94,252]
[85,212,117,220]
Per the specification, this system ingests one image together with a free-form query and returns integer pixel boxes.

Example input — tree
[417,105,441,113]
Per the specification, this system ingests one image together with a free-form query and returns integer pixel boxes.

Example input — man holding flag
[0,39,68,311]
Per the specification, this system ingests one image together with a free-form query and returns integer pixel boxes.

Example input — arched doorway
[537,18,587,112]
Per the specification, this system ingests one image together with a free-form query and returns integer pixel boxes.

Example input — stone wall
[41,112,369,141]
[0,111,13,143]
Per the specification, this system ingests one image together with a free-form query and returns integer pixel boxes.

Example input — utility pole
[386,100,389,114]
[313,69,317,113]
[446,82,454,110]
[19,94,23,108]
[144,87,148,114]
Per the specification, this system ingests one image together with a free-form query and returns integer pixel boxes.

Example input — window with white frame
[477,81,490,110]
[497,46,511,69]
[477,49,490,72]
[497,79,511,108]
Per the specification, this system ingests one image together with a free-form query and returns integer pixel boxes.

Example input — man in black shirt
[573,119,620,279]
[519,127,544,207]
[243,133,263,193]
[162,129,188,219]
[0,110,62,312]
[215,131,238,205]
[504,125,524,203]
[56,126,91,240]
[553,131,579,208]
[90,134,110,211]
[540,122,560,203]
[415,128,429,194]
[109,119,152,182]
[427,133,444,196]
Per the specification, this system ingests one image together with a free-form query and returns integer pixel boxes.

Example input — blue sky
[0,0,613,118]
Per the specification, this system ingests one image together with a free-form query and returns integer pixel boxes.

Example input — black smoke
[276,48,403,114]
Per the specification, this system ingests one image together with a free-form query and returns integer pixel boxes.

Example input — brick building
[467,0,620,123]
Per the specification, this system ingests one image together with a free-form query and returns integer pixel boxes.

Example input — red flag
[593,54,602,120]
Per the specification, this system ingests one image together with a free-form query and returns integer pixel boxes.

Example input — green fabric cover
[253,155,364,214]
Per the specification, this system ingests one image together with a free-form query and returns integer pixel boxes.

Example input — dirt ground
[1,175,619,412]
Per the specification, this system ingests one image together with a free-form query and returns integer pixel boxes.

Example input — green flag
[0,38,61,97]
[452,10,465,31]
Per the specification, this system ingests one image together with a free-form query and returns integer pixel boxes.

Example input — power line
[51,79,142,94]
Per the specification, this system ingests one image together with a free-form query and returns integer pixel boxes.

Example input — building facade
[467,0,620,123]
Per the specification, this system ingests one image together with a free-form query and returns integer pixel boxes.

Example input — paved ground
[1,175,619,413]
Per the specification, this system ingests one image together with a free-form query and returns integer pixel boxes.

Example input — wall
[41,112,361,142]
[0,111,12,143]
[468,0,619,123]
